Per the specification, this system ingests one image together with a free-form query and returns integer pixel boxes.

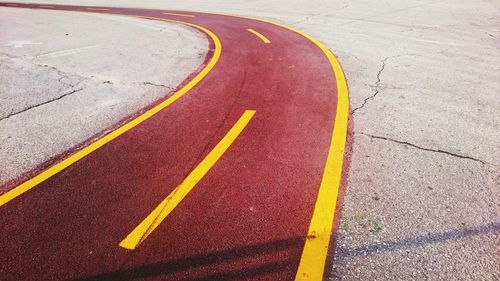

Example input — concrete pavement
[131,1,499,279]
[0,3,349,280]
[0,7,208,190]
[1,0,499,280]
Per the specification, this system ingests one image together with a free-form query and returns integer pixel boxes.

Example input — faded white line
[85,13,174,32]
[35,45,100,58]
[5,40,42,49]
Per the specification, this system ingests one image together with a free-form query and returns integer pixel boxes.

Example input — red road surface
[0,3,350,281]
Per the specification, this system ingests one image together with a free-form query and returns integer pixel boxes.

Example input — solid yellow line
[86,7,110,11]
[162,12,195,18]
[280,22,349,281]
[226,14,348,280]
[247,28,271,44]
[210,12,349,281]
[119,110,256,250]
[0,7,349,278]
[0,17,222,208]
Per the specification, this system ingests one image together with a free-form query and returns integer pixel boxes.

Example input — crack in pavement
[0,63,87,121]
[141,81,174,90]
[35,63,89,82]
[0,60,176,121]
[351,53,419,115]
[351,57,390,115]
[359,132,492,166]
[0,87,84,121]
[37,63,177,90]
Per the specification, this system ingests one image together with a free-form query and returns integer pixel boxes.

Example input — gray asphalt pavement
[1,0,498,280]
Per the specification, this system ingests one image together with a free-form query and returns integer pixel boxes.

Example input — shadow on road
[69,237,304,281]
[337,223,500,259]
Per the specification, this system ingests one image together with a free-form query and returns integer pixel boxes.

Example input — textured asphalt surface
[0,3,347,281]
[1,0,498,280]
[0,7,207,189]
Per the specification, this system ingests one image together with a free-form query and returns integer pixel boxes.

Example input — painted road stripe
[286,23,349,281]
[39,5,54,8]
[162,12,195,18]
[214,12,350,279]
[86,7,109,11]
[36,45,100,58]
[119,110,256,250]
[1,7,350,280]
[247,28,271,44]
[0,18,222,208]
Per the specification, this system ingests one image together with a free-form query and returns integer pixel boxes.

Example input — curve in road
[0,2,350,281]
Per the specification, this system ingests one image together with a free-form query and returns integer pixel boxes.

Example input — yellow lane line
[39,5,54,8]
[246,28,271,44]
[278,21,349,281]
[222,13,349,280]
[205,12,349,281]
[0,8,349,280]
[162,12,195,18]
[0,17,222,208]
[119,110,256,250]
[86,7,109,11]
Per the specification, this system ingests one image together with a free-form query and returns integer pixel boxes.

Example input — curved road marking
[160,13,350,280]
[222,11,350,281]
[277,21,349,281]
[120,110,256,250]
[162,12,195,18]
[0,18,222,207]
[247,28,271,43]
[0,3,350,281]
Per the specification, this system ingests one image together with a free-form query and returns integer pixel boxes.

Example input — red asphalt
[0,3,346,281]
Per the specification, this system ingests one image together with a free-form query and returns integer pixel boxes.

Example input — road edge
[0,13,222,207]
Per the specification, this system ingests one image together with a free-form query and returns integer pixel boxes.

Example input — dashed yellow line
[0,17,222,208]
[119,110,256,250]
[274,20,349,281]
[0,8,350,280]
[162,12,195,18]
[247,28,271,44]
[202,11,350,281]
